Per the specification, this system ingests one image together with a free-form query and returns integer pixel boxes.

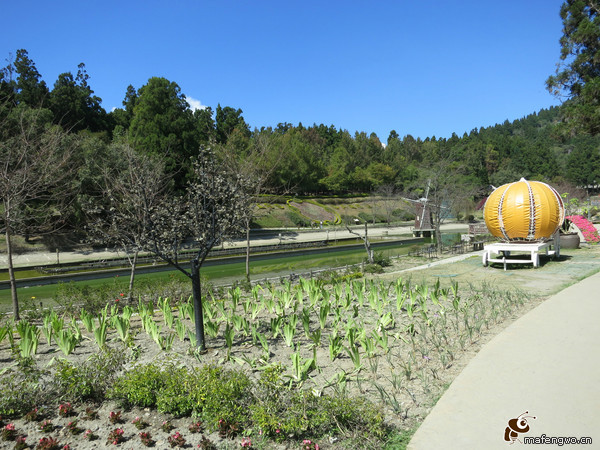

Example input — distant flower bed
[566,215,600,243]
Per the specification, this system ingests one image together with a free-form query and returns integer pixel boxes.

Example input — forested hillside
[2,49,599,206]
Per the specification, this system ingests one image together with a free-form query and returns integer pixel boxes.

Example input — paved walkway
[408,269,600,449]
[1,224,468,269]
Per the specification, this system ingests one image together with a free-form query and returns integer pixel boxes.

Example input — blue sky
[3,0,565,141]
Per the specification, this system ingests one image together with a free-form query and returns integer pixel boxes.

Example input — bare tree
[85,143,169,301]
[409,159,480,253]
[346,221,374,264]
[219,131,282,282]
[140,148,250,350]
[0,106,76,319]
[377,184,399,225]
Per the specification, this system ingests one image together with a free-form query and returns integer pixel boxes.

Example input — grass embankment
[253,195,415,228]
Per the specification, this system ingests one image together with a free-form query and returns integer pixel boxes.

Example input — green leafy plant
[112,314,131,343]
[318,303,330,329]
[41,313,54,346]
[328,330,343,361]
[174,317,187,341]
[289,346,315,385]
[283,320,296,347]
[160,297,175,329]
[309,328,321,347]
[16,320,40,358]
[93,316,108,350]
[224,323,235,361]
[109,364,163,408]
[345,343,362,371]
[54,329,78,356]
[80,309,94,333]
[0,322,11,347]
[204,318,221,339]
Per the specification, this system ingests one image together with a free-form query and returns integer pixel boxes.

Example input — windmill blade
[420,179,431,228]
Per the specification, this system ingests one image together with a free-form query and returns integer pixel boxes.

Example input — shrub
[251,215,285,229]
[363,263,384,274]
[109,362,387,443]
[249,365,386,440]
[109,363,164,408]
[340,214,357,225]
[0,357,48,417]
[190,365,252,429]
[155,365,195,416]
[392,209,415,221]
[372,252,391,267]
[109,363,252,427]
[357,212,388,224]
[52,346,128,402]
[286,211,311,227]
[316,269,363,284]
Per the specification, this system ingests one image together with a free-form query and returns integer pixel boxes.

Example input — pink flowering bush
[36,436,61,450]
[167,431,186,447]
[1,423,17,441]
[14,435,27,450]
[302,439,320,450]
[566,215,600,243]
[107,428,124,445]
[58,403,73,417]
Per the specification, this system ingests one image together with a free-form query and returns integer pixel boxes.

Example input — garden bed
[1,245,599,449]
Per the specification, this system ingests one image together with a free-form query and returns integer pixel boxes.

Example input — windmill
[402,180,434,237]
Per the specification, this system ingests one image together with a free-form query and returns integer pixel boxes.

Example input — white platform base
[482,237,560,270]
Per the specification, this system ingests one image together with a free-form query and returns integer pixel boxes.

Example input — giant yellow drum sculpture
[484,178,564,242]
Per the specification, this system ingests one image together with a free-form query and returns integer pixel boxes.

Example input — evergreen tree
[546,0,600,135]
[14,49,49,108]
[50,63,108,132]
[128,77,198,187]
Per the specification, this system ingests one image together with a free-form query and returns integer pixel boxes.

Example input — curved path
[408,269,600,449]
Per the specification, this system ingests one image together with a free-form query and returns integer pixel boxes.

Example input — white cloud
[186,96,208,111]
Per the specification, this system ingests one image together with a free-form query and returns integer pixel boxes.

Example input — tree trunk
[127,250,139,302]
[190,259,206,351]
[245,218,251,283]
[364,222,374,264]
[5,227,19,320]
[434,213,443,254]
